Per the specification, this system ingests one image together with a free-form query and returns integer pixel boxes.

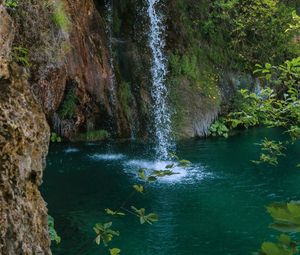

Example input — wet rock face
[30,0,130,139]
[0,5,51,255]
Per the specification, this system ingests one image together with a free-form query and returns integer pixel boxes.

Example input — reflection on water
[42,128,300,255]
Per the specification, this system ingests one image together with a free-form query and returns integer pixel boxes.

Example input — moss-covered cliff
[0,5,51,254]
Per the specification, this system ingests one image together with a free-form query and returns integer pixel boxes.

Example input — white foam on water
[123,159,210,183]
[89,153,126,161]
[64,147,80,153]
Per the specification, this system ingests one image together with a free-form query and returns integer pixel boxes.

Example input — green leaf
[95,235,101,245]
[179,159,191,167]
[261,242,286,255]
[110,248,121,255]
[278,234,291,245]
[138,169,146,180]
[105,208,125,216]
[133,185,144,193]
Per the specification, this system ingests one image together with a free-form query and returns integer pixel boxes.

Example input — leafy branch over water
[256,201,300,255]
[94,155,190,254]
[210,57,300,166]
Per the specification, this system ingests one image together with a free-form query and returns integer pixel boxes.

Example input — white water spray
[147,0,174,160]
[104,0,117,107]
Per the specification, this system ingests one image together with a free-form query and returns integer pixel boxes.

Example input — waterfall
[147,0,174,160]
[104,0,117,108]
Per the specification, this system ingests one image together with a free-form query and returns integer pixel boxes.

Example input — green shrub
[209,120,229,138]
[203,0,299,70]
[50,132,62,143]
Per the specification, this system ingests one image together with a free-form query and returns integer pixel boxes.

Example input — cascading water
[147,0,174,160]
[104,0,117,109]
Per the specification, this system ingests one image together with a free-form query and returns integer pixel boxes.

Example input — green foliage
[4,0,18,8]
[259,236,298,255]
[94,222,119,247]
[287,10,300,32]
[110,248,121,255]
[256,202,300,255]
[203,0,299,70]
[53,2,70,32]
[253,139,286,166]
[12,47,31,68]
[209,120,229,138]
[77,130,110,142]
[130,206,158,225]
[59,88,77,119]
[50,132,62,143]
[133,184,144,193]
[211,57,300,166]
[267,201,300,232]
[105,209,125,216]
[94,155,190,254]
[48,215,61,245]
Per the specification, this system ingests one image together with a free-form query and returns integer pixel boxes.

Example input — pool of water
[41,128,300,255]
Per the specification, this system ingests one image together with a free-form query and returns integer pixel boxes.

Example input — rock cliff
[0,4,51,254]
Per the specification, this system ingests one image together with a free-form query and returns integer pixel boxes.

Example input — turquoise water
[42,128,300,255]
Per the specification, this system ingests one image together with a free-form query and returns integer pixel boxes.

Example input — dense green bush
[210,57,300,165]
[203,0,300,70]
